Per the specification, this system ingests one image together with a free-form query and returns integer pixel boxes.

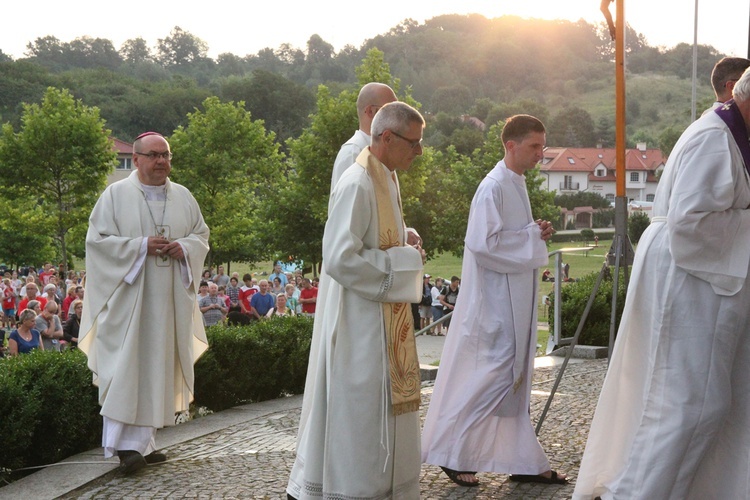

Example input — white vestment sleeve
[124,237,148,285]
[465,181,548,273]
[666,127,750,295]
[178,242,192,288]
[325,171,422,304]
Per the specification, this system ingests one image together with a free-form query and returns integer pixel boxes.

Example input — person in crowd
[42,283,60,307]
[285,283,301,315]
[268,263,288,288]
[199,282,227,327]
[288,102,426,500]
[330,82,398,191]
[61,285,78,321]
[298,278,317,318]
[201,270,213,283]
[266,293,295,318]
[438,276,460,333]
[430,277,445,335]
[18,282,46,314]
[63,299,82,348]
[419,273,433,331]
[197,281,209,301]
[239,273,258,315]
[78,131,210,475]
[36,300,64,352]
[226,276,241,312]
[422,115,563,488]
[270,276,284,296]
[2,278,17,329]
[575,67,750,500]
[212,265,230,287]
[217,285,231,311]
[19,275,35,299]
[541,268,555,282]
[8,309,43,355]
[250,279,275,320]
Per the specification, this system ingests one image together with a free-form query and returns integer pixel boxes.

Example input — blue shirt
[9,328,42,354]
[250,292,275,316]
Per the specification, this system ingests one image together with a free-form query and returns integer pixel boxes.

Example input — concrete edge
[549,345,609,359]
[0,394,305,500]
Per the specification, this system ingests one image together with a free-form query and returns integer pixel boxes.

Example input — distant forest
[0,14,724,153]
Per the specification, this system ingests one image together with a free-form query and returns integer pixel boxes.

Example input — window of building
[605,193,615,203]
[564,175,573,189]
[596,168,605,177]
[117,158,133,170]
[630,172,639,182]
[567,157,575,164]
[646,194,655,202]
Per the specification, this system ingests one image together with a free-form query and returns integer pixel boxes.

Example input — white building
[538,143,666,204]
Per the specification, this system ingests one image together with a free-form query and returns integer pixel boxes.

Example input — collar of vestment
[715,99,750,176]
[355,147,421,416]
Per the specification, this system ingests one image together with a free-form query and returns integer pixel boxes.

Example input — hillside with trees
[0,14,725,269]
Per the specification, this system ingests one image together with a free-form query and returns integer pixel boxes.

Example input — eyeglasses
[135,151,173,161]
[384,130,423,150]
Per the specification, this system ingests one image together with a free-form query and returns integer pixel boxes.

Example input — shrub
[193,316,313,411]
[628,211,651,243]
[580,228,595,243]
[548,268,627,346]
[0,350,101,478]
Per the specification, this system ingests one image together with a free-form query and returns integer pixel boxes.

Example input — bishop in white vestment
[288,102,425,499]
[421,115,562,487]
[79,132,209,473]
[574,73,750,499]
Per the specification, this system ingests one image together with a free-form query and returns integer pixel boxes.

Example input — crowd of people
[197,263,318,326]
[0,263,86,356]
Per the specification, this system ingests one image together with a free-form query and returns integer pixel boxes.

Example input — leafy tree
[0,197,56,269]
[0,49,11,63]
[658,125,682,157]
[157,26,209,66]
[0,87,116,269]
[431,84,473,114]
[547,106,596,147]
[628,211,651,243]
[219,70,315,142]
[168,96,286,267]
[120,37,153,64]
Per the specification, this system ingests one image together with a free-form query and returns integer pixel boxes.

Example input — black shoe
[117,450,147,474]
[145,451,168,464]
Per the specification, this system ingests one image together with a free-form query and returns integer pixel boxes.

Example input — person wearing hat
[79,131,210,474]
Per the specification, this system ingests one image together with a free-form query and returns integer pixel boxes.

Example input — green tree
[628,211,651,243]
[168,96,286,267]
[555,191,611,209]
[0,87,115,269]
[547,106,596,147]
[120,37,153,64]
[0,197,56,268]
[157,26,209,66]
[658,125,682,157]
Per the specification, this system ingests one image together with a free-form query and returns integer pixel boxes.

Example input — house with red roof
[107,137,134,185]
[538,143,666,204]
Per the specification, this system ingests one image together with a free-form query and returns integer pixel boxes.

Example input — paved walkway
[2,336,608,499]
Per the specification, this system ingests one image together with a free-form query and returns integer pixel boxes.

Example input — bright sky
[2,1,747,60]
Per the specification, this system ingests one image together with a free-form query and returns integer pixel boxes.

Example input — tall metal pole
[691,0,699,122]
[613,0,631,268]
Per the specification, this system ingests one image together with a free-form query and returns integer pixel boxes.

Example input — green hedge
[194,316,313,411]
[0,350,101,475]
[550,230,615,243]
[0,316,313,481]
[548,268,627,346]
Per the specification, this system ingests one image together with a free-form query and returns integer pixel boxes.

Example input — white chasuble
[79,171,209,429]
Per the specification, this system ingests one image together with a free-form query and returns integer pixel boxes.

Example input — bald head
[356,83,397,135]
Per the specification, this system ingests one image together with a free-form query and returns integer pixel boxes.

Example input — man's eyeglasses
[383,130,423,150]
[135,151,173,161]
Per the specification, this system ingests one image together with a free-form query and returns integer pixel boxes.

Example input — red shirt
[299,287,318,314]
[18,296,47,314]
[2,288,15,309]
[239,286,258,312]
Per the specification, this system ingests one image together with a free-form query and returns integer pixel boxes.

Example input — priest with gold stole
[287,102,426,499]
